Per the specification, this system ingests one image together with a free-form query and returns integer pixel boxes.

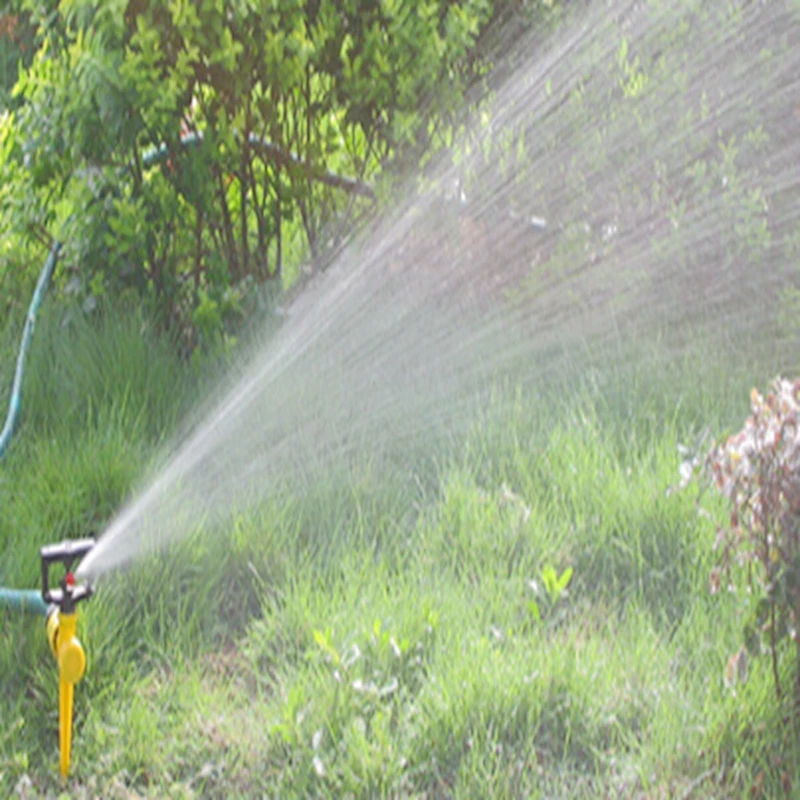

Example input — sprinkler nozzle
[40,538,95,778]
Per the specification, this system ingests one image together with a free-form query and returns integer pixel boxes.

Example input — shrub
[1,0,496,348]
[700,378,800,708]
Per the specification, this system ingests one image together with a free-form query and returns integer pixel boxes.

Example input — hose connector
[40,538,95,777]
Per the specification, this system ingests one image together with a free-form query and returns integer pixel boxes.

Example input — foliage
[0,5,35,110]
[700,378,800,707]
[0,0,495,350]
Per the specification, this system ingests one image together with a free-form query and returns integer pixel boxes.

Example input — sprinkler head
[40,538,95,778]
[41,538,95,612]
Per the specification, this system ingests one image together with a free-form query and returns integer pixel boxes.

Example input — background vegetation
[1,0,512,352]
[4,0,792,350]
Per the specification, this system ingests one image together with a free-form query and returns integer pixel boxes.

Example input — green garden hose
[141,130,375,197]
[0,241,61,462]
[0,243,61,615]
[0,587,48,615]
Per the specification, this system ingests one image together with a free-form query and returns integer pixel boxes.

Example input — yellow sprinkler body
[46,607,87,776]
[40,539,95,778]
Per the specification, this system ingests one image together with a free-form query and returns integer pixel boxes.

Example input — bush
[700,378,800,709]
[1,0,497,349]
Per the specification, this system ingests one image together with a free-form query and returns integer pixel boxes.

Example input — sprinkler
[40,538,95,778]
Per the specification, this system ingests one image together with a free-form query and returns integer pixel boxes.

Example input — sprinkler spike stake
[40,538,95,778]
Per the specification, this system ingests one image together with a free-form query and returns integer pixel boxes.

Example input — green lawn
[1,304,799,798]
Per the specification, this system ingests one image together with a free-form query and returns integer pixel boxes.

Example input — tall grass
[1,307,799,797]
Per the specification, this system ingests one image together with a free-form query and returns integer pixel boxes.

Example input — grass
[2,301,800,798]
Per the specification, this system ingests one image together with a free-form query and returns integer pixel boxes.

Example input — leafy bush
[700,378,800,708]
[1,0,496,349]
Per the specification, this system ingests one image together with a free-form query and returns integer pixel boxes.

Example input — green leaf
[542,564,557,600]
[556,567,573,593]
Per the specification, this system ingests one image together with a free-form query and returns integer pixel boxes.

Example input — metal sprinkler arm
[41,538,95,611]
[40,539,95,778]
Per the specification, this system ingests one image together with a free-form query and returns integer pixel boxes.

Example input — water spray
[40,538,95,778]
